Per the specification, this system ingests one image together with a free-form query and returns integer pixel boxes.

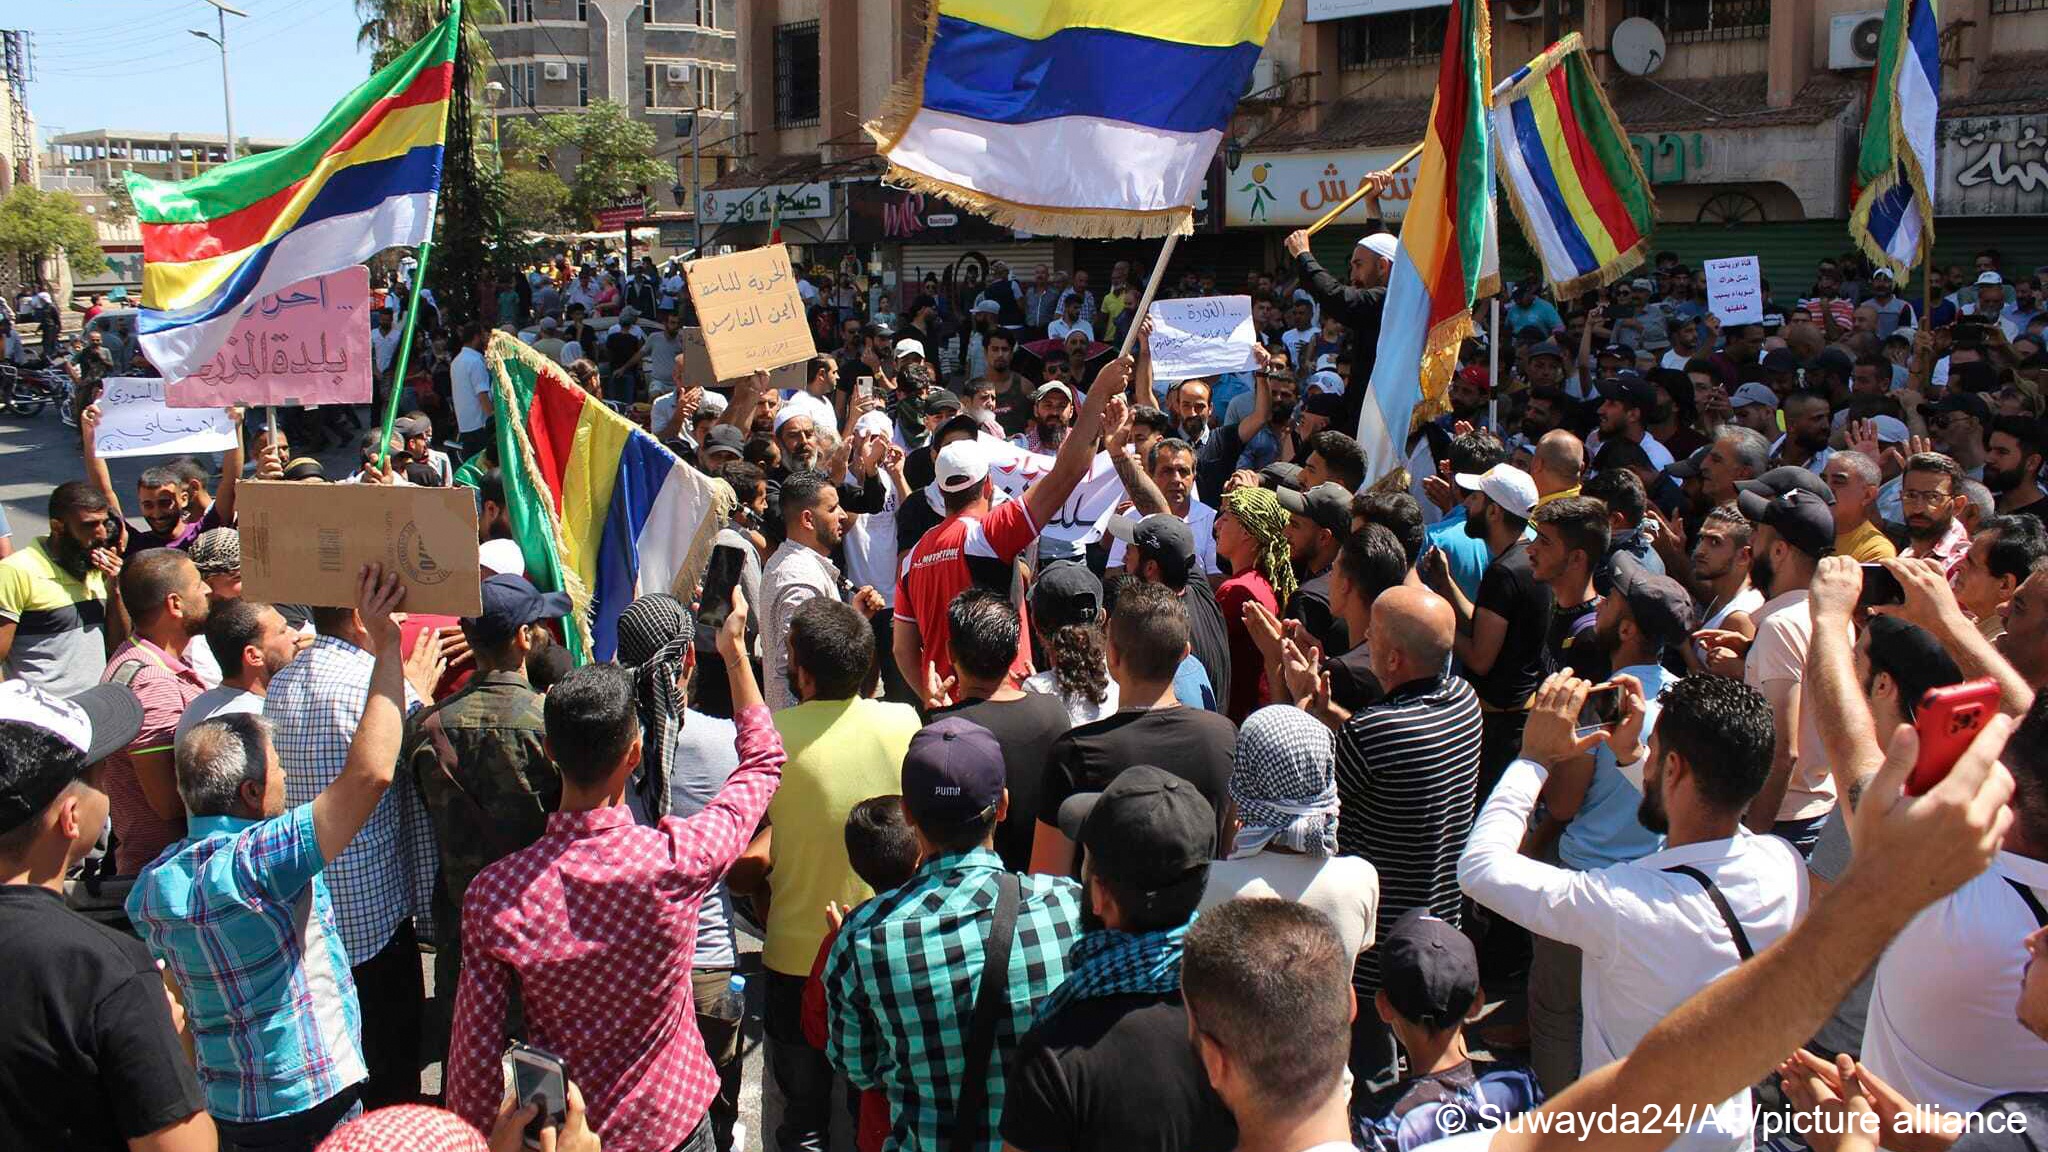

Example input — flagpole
[1305,142,1426,238]
[1487,296,1501,431]
[376,231,436,469]
[1116,231,1182,359]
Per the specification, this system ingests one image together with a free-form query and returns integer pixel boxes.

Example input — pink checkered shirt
[445,705,785,1150]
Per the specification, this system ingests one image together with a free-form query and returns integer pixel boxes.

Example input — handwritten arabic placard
[94,377,239,459]
[1704,256,1764,327]
[683,244,817,382]
[165,267,372,409]
[677,327,807,391]
[1146,296,1260,380]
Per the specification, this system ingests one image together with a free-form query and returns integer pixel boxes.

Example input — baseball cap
[0,681,144,836]
[1737,465,1836,505]
[1920,392,1992,423]
[894,338,926,361]
[1737,488,1835,558]
[1809,346,1856,377]
[394,414,432,438]
[1454,463,1538,520]
[1107,513,1197,584]
[1591,436,1654,477]
[901,717,1007,825]
[1869,414,1910,444]
[696,390,729,418]
[1607,552,1696,650]
[1033,381,1076,405]
[935,439,991,493]
[1260,461,1305,490]
[703,425,747,461]
[1665,445,1709,480]
[462,574,571,646]
[1976,270,2006,287]
[1379,909,1481,1030]
[618,306,640,324]
[1597,343,1631,361]
[282,456,327,482]
[926,388,963,415]
[539,315,559,331]
[1730,382,1779,410]
[1314,353,1340,372]
[865,321,897,339]
[853,410,893,439]
[972,299,1002,315]
[478,538,527,578]
[1056,766,1215,916]
[1630,277,1655,291]
[1761,348,1800,374]
[1528,341,1567,362]
[1031,562,1103,630]
[1302,391,1345,420]
[1871,267,1896,282]
[1596,369,1657,409]
[1305,369,1345,396]
[1357,233,1398,262]
[1277,482,1352,535]
[189,527,241,576]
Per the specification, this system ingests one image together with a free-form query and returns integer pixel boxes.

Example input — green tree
[499,166,573,234]
[354,0,500,78]
[501,101,668,226]
[0,188,106,286]
[99,178,136,225]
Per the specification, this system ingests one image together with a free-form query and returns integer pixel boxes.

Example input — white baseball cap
[1976,270,2006,287]
[478,538,527,579]
[853,411,893,438]
[894,338,927,361]
[0,680,142,766]
[1357,233,1399,262]
[935,439,990,493]
[1306,369,1345,396]
[1454,463,1538,520]
[1869,415,1911,444]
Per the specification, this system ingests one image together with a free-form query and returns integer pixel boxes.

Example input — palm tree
[354,0,501,79]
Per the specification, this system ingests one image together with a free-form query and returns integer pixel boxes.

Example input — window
[645,63,656,107]
[1624,0,1766,42]
[697,66,720,112]
[773,20,820,128]
[696,0,716,28]
[577,61,589,106]
[642,0,655,21]
[504,0,532,22]
[1992,0,2048,11]
[506,62,537,109]
[576,0,588,19]
[1336,7,1449,69]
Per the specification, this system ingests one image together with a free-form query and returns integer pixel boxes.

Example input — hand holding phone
[505,1043,569,1149]
[1907,678,2001,796]
[1857,562,1905,608]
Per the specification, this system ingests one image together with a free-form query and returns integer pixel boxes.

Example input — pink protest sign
[165,267,373,408]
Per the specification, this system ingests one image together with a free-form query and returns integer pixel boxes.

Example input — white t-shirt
[1021,670,1119,727]
[175,684,264,744]
[451,346,492,433]
[1742,590,1840,822]
[1199,852,1379,958]
[1047,317,1095,342]
[1106,501,1222,576]
[1692,584,1763,667]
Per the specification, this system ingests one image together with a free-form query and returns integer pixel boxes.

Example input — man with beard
[1771,390,1833,471]
[1459,671,1802,1125]
[982,330,1037,436]
[1728,383,1780,439]
[0,482,123,697]
[99,549,214,875]
[178,597,303,739]
[761,471,883,711]
[1284,183,1394,416]
[772,409,823,475]
[1016,381,1075,454]
[1590,371,1674,472]
[1920,393,1992,479]
[1526,497,1608,681]
[1521,387,1571,442]
[1900,452,1973,577]
[1985,415,2047,525]
[1684,505,1762,674]
[1170,378,1215,449]
[82,407,245,557]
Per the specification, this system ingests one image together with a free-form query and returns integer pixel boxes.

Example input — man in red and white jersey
[894,356,1130,702]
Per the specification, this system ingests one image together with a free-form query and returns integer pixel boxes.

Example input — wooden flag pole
[1304,141,1426,238]
[1116,230,1183,360]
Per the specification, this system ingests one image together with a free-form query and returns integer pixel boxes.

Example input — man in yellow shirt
[1823,452,1898,562]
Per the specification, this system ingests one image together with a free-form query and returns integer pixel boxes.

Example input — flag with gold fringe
[864,0,1285,238]
[1357,0,1497,482]
[1850,0,1940,272]
[1491,33,1656,299]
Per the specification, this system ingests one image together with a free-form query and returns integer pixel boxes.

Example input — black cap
[1302,391,1344,420]
[902,716,1006,825]
[1107,514,1197,584]
[1259,461,1305,490]
[463,574,572,645]
[703,424,747,459]
[1665,445,1709,480]
[1737,488,1835,558]
[1865,615,1965,708]
[1598,343,1632,361]
[1738,465,1836,506]
[1596,370,1657,410]
[394,414,432,438]
[1277,482,1352,535]
[1379,908,1481,1029]
[1809,346,1856,377]
[1761,348,1800,374]
[1056,766,1215,915]
[1608,552,1696,651]
[1591,436,1654,476]
[926,387,962,415]
[1030,562,1102,630]
[0,681,144,836]
[1920,392,1992,423]
[865,321,896,339]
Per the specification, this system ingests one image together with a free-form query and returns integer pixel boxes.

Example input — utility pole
[189,0,247,161]
[691,107,702,254]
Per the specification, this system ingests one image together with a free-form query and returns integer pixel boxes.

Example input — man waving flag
[1850,0,1940,273]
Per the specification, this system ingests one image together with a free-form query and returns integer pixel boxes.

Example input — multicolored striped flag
[865,0,1285,238]
[1851,0,1940,272]
[486,334,734,663]
[1358,0,1497,482]
[1491,34,1656,298]
[128,11,458,379]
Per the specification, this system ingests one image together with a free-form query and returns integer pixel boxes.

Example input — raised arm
[1804,558,1886,817]
[1103,395,1171,517]
[1023,355,1129,531]
[310,565,409,863]
[211,408,247,526]
[1877,556,2036,716]
[1234,361,1272,445]
[79,403,124,520]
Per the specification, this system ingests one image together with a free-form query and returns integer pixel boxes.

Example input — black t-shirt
[0,886,203,1150]
[1471,541,1552,710]
[1952,1093,2048,1152]
[604,327,643,370]
[929,692,1072,871]
[1325,642,1384,713]
[1287,569,1349,656]
[1544,595,1605,681]
[1043,707,1238,848]
[1002,991,1237,1152]
[1180,578,1233,716]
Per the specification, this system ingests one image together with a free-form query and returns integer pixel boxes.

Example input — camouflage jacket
[405,669,559,953]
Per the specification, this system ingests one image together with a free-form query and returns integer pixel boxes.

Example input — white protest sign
[1146,295,1259,380]
[93,377,238,459]
[1704,257,1764,326]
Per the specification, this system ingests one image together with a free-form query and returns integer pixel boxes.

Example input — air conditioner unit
[665,63,693,84]
[1502,0,1545,22]
[542,61,570,81]
[1829,11,1885,70]
[1249,55,1279,95]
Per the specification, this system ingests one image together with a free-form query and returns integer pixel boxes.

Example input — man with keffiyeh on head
[1002,766,1237,1152]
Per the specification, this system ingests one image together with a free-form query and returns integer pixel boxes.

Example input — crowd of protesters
[2,193,2048,1152]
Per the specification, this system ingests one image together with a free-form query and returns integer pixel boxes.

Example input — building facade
[44,129,290,185]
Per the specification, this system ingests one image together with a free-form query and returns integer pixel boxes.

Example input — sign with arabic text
[595,197,647,230]
[1704,256,1764,326]
[1147,296,1260,379]
[94,377,239,459]
[1225,148,1421,227]
[678,326,808,390]
[165,268,372,409]
[683,244,817,381]
[699,182,832,226]
[1938,115,2048,217]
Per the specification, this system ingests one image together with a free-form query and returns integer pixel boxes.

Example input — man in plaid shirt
[446,591,784,1152]
[823,717,1083,1152]
[128,566,415,1147]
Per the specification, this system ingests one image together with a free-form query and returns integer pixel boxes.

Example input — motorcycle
[0,359,71,419]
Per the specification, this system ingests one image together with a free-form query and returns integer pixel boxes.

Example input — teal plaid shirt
[823,848,1081,1152]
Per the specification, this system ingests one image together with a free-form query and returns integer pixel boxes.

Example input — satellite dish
[1611,17,1667,77]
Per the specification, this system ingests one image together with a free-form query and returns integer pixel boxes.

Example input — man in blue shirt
[1506,282,1563,339]
[1423,431,1511,603]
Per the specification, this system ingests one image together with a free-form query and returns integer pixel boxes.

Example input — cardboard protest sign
[165,268,373,409]
[683,244,816,381]
[677,326,808,391]
[1145,296,1260,379]
[92,377,239,459]
[238,481,482,615]
[1704,257,1764,326]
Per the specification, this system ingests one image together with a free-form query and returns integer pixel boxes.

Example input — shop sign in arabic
[1224,148,1421,227]
[1938,115,2048,217]
[165,268,371,409]
[1628,133,1710,185]
[699,182,833,225]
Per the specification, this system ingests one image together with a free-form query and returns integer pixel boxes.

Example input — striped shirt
[1335,671,1484,995]
[101,638,206,875]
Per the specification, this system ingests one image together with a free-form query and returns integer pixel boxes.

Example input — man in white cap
[1967,271,2022,339]
[1014,381,1076,455]
[1283,171,1396,432]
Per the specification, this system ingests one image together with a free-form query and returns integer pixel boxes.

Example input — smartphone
[1907,678,2001,796]
[1858,563,1905,607]
[855,375,874,401]
[1577,683,1623,737]
[505,1042,569,1148]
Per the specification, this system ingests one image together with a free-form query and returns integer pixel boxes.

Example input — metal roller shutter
[899,241,1059,287]
[1644,218,2048,305]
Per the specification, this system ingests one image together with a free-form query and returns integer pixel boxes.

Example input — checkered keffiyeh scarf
[1035,920,1191,1023]
[316,1105,488,1152]
[1229,705,1340,859]
[1222,485,1298,606]
[617,592,691,819]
